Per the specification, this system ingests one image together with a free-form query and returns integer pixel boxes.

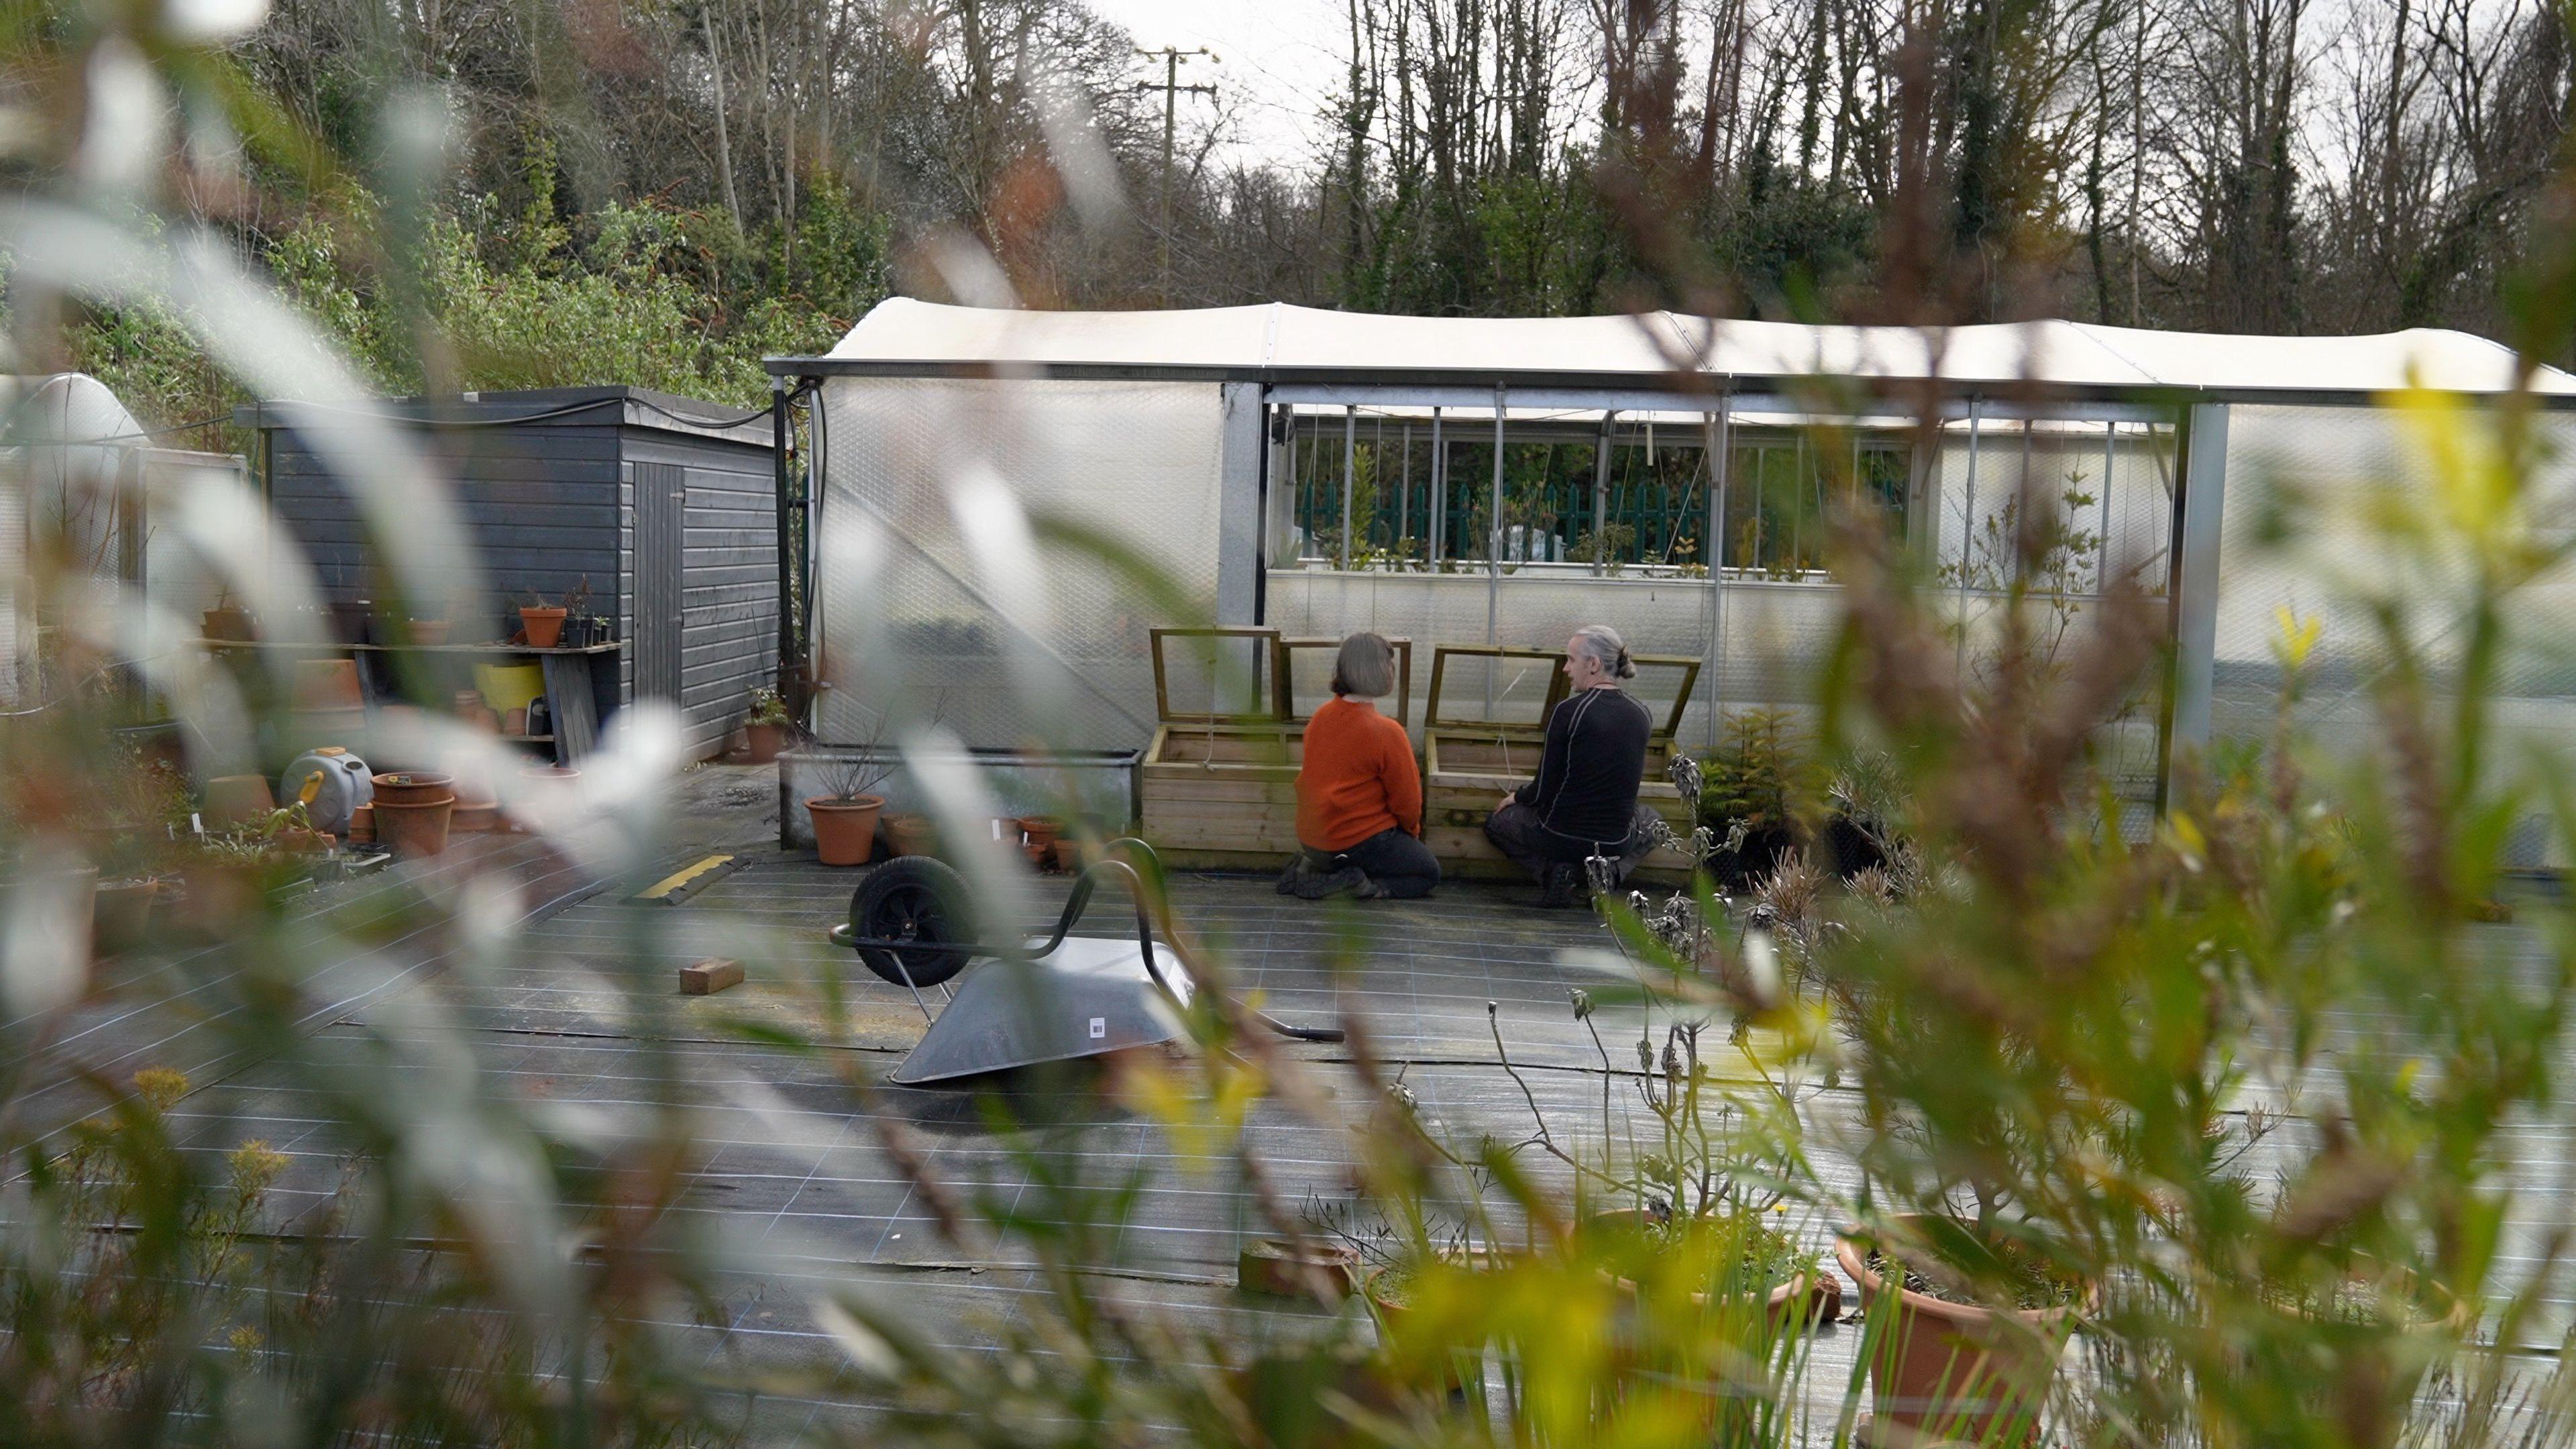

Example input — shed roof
[233,387,775,447]
[776,298,2576,404]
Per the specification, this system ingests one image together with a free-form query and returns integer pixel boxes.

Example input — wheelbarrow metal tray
[890,935,1199,1086]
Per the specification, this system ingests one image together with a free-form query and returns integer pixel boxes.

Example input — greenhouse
[770,302,2576,851]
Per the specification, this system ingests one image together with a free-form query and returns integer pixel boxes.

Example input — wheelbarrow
[828,837,1342,1085]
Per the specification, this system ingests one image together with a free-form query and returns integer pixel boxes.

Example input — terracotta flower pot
[451,767,498,811]
[204,774,276,830]
[453,691,499,734]
[274,827,327,855]
[405,619,450,645]
[201,605,254,642]
[504,707,528,737]
[886,814,938,857]
[1835,1220,2086,1446]
[348,804,374,844]
[371,771,456,807]
[520,606,568,649]
[743,721,787,763]
[451,804,498,834]
[294,657,364,710]
[807,795,885,866]
[373,795,455,857]
[1016,815,1065,851]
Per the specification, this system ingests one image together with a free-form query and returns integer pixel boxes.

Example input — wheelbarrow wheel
[849,857,979,988]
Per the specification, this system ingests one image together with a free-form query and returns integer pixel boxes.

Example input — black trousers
[1306,827,1442,899]
[1484,800,1662,885]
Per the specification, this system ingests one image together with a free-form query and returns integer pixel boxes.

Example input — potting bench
[204,639,623,765]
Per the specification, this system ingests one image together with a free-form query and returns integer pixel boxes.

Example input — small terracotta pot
[274,827,327,855]
[373,795,455,857]
[201,605,254,642]
[806,795,885,866]
[348,804,375,843]
[294,657,364,710]
[453,691,499,734]
[451,804,498,834]
[370,771,456,807]
[504,707,528,737]
[743,721,786,763]
[520,606,568,649]
[451,767,498,811]
[1016,815,1065,851]
[1835,1220,2086,1446]
[205,774,276,829]
[405,619,450,645]
[886,814,938,857]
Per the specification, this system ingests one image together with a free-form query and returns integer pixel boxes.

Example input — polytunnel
[764,302,2576,854]
[0,374,250,708]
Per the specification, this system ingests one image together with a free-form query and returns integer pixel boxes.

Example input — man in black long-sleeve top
[1484,625,1664,907]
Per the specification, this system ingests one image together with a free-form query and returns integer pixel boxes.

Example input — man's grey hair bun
[1571,624,1635,679]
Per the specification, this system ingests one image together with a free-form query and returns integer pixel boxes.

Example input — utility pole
[1134,46,1216,303]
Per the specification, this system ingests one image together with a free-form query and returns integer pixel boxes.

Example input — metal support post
[1340,405,1356,570]
[1591,410,1615,574]
[2163,405,2230,787]
[1429,408,1445,564]
[1705,395,1731,750]
[1955,396,1982,680]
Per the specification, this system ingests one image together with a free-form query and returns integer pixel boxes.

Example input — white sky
[1085,0,1350,174]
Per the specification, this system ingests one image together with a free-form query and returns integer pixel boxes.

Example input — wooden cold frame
[1138,627,1414,869]
[1417,643,1704,882]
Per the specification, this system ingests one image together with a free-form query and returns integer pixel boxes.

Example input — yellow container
[473,662,546,712]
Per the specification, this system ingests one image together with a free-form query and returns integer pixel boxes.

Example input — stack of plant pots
[292,658,367,744]
[370,771,456,857]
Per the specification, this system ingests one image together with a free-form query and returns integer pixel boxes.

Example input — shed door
[635,462,684,703]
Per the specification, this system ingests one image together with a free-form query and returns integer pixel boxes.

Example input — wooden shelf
[203,639,623,655]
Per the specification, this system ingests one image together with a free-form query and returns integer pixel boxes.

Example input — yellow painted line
[635,854,735,901]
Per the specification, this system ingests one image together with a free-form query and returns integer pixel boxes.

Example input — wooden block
[679,958,743,996]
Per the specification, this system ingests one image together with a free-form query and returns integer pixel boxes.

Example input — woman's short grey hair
[1570,624,1636,680]
[1332,632,1398,698]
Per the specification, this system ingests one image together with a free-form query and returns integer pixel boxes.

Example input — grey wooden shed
[241,388,779,761]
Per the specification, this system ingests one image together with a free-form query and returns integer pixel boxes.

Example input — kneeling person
[1485,625,1663,906]
[1279,633,1441,901]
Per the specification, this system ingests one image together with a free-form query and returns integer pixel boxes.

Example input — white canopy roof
[800,297,2576,401]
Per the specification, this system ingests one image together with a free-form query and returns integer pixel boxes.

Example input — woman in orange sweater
[1277,633,1440,900]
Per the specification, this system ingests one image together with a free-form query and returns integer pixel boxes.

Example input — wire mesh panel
[2212,404,2576,861]
[814,377,1226,751]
